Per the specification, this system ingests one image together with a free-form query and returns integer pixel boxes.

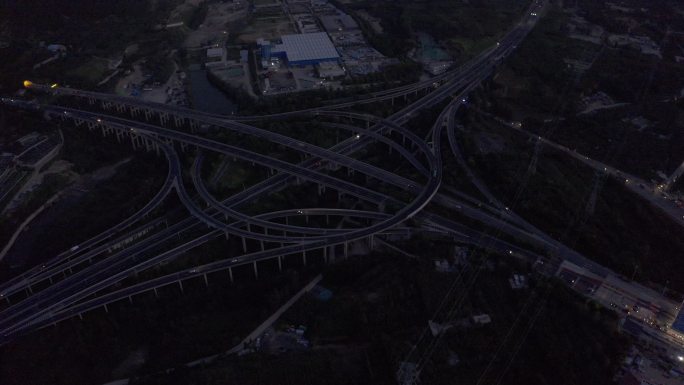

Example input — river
[188,70,238,115]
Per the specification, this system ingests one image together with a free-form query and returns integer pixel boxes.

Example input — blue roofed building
[309,285,333,302]
[673,306,684,334]
[270,32,340,66]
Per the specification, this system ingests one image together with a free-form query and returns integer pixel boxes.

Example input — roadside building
[673,307,684,335]
[206,47,224,59]
[472,314,492,325]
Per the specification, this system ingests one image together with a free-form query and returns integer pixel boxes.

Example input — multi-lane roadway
[0,0,549,343]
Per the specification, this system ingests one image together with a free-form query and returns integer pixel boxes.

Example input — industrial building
[262,32,340,66]
[320,12,359,33]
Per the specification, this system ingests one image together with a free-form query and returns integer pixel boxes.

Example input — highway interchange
[0,0,616,347]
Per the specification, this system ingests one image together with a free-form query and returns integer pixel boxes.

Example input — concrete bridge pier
[178,280,184,293]
[242,237,247,253]
[174,116,184,127]
[228,267,234,283]
[259,240,264,251]
[277,256,282,271]
[302,250,307,266]
[153,287,158,298]
[368,235,374,249]
[128,295,133,304]
[203,274,209,287]
[78,313,83,320]
[323,246,328,264]
[253,261,259,279]
[344,242,348,258]
[103,303,109,313]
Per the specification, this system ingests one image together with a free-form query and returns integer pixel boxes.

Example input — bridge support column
[260,240,264,251]
[242,237,247,253]
[104,304,109,313]
[302,250,307,266]
[225,231,230,240]
[253,261,258,279]
[278,256,282,271]
[5,296,10,305]
[78,313,83,320]
[131,135,138,150]
[369,235,374,249]
[344,242,348,258]
[160,112,168,126]
[323,246,328,264]
[178,280,184,293]
[153,287,158,298]
[228,267,234,283]
[204,274,209,287]
[128,296,133,304]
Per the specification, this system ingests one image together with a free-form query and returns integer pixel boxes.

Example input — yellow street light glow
[23,80,33,88]
[50,83,59,88]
